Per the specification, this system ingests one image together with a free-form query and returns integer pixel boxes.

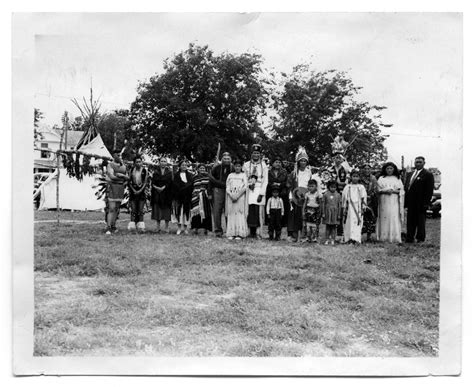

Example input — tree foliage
[70,116,84,131]
[129,43,270,162]
[34,108,43,141]
[273,65,390,167]
[97,110,132,152]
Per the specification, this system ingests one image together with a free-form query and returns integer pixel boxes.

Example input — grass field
[34,210,440,357]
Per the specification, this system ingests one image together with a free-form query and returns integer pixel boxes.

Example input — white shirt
[266,197,284,215]
[409,169,421,189]
[180,172,187,183]
[243,160,268,205]
[297,169,312,188]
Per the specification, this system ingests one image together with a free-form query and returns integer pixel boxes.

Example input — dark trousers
[287,205,303,238]
[130,198,145,223]
[212,188,226,235]
[406,207,426,242]
[268,209,282,240]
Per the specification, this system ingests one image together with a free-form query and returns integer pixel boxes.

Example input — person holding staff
[209,152,233,237]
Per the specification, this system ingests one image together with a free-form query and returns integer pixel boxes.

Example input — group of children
[224,159,343,245]
[263,178,341,245]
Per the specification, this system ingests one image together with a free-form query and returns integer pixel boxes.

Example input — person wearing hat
[266,183,285,241]
[243,143,268,238]
[209,152,233,237]
[328,136,352,240]
[105,149,129,235]
[266,155,289,228]
[286,146,313,242]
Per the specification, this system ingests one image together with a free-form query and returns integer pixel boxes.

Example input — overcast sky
[33,13,462,168]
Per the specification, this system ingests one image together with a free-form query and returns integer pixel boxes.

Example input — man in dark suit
[208,152,233,237]
[404,156,435,243]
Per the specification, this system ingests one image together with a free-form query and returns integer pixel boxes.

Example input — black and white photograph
[12,11,463,376]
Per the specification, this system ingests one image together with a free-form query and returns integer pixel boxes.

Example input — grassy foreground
[34,211,440,357]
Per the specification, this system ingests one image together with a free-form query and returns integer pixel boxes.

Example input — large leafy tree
[273,65,390,167]
[129,43,270,162]
[97,110,132,152]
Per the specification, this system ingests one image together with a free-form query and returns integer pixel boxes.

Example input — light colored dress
[225,172,248,238]
[242,160,268,236]
[342,184,367,243]
[376,176,405,243]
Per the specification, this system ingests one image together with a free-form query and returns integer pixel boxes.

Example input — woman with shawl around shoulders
[172,159,194,235]
[376,162,405,243]
[190,164,213,235]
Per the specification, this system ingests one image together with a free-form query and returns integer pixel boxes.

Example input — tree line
[36,43,391,168]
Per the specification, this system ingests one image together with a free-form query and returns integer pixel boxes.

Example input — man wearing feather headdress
[328,135,352,239]
[328,135,352,191]
[286,146,322,242]
[243,143,268,238]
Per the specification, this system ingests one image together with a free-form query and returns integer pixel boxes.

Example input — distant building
[34,125,84,173]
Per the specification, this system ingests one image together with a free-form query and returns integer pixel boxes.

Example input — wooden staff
[56,129,65,224]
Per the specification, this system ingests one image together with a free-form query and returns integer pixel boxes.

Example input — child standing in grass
[321,180,342,245]
[266,183,285,241]
[225,159,248,240]
[302,179,322,243]
[342,170,367,244]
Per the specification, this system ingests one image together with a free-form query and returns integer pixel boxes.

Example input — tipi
[36,89,113,211]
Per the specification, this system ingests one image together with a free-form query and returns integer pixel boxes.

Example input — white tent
[78,134,113,162]
[37,171,105,211]
[36,134,112,211]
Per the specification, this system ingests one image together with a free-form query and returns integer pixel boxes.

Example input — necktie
[409,170,419,190]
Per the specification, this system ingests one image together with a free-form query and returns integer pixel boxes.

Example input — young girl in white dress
[376,162,405,243]
[225,159,248,240]
[342,170,367,244]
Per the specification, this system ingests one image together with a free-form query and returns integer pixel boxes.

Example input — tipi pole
[56,128,65,224]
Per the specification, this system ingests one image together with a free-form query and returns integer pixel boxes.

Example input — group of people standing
[104,142,435,245]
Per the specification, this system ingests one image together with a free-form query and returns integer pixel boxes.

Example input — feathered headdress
[295,146,309,163]
[331,135,349,156]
